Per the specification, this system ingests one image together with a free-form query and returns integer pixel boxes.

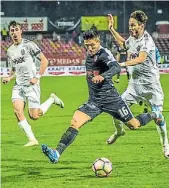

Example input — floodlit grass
[1,74,169,188]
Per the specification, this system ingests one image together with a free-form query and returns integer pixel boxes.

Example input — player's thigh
[12,99,25,121]
[122,84,139,105]
[71,110,92,129]
[12,86,26,117]
[106,99,134,123]
[73,101,102,128]
[12,99,25,111]
[149,83,164,108]
[12,85,26,103]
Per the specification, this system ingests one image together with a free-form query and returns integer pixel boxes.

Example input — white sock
[113,118,124,134]
[156,122,169,147]
[18,119,36,140]
[40,97,54,115]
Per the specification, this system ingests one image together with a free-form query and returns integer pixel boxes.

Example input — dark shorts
[78,97,134,123]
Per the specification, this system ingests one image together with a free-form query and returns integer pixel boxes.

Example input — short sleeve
[28,41,41,58]
[100,50,116,66]
[139,39,153,54]
[6,50,14,71]
[124,37,131,50]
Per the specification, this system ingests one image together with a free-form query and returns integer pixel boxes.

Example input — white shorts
[11,83,41,109]
[122,81,164,111]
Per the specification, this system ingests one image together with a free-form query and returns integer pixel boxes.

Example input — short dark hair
[8,21,21,31]
[130,10,148,26]
[82,28,100,40]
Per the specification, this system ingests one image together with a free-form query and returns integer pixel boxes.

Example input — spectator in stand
[78,34,83,46]
[65,32,70,43]
[111,43,130,83]
[52,31,58,42]
[72,30,77,41]
[1,27,8,41]
[114,47,130,83]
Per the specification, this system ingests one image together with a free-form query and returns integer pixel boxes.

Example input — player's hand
[30,78,38,85]
[108,14,114,30]
[92,75,104,83]
[2,77,11,84]
[119,62,126,67]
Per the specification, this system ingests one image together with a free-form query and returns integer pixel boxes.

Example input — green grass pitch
[1,74,169,188]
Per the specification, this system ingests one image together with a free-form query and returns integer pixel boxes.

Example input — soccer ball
[92,157,112,177]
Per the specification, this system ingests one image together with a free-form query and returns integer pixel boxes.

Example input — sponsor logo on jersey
[130,53,139,59]
[12,57,25,65]
[136,46,140,52]
[21,49,25,55]
[94,55,98,62]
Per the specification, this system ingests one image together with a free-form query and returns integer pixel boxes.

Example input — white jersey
[7,38,41,86]
[125,30,160,84]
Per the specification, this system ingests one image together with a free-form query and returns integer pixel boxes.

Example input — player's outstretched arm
[108,14,125,47]
[120,51,147,67]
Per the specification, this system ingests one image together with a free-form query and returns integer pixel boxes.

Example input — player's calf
[127,112,160,129]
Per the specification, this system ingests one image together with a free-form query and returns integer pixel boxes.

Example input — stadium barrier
[1,65,169,77]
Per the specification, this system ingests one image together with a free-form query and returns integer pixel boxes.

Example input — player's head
[129,10,148,38]
[83,28,100,56]
[8,21,22,44]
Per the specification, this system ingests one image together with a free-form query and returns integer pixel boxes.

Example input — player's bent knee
[30,116,39,120]
[126,121,140,130]
[126,118,140,130]
[29,113,40,120]
[29,109,40,120]
[38,109,43,116]
[70,119,83,129]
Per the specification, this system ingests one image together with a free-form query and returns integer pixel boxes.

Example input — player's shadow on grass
[2,158,114,182]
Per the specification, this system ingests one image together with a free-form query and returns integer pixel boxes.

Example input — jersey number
[118,107,129,117]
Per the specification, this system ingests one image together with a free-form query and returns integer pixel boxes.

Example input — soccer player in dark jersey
[41,28,163,163]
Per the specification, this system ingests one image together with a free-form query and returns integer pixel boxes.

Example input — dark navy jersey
[85,46,121,102]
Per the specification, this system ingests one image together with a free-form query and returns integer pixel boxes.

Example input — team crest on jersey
[136,46,140,52]
[108,55,113,61]
[126,40,129,46]
[94,55,98,62]
[21,49,25,55]
[144,33,148,38]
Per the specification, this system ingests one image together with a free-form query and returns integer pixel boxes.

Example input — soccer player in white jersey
[107,11,169,158]
[2,21,64,147]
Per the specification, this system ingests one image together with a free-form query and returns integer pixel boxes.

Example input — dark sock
[136,112,156,126]
[127,72,130,80]
[56,127,79,155]
[117,73,120,79]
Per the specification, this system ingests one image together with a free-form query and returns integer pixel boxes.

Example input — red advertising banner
[1,66,169,77]
[48,57,85,66]
[1,17,48,31]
